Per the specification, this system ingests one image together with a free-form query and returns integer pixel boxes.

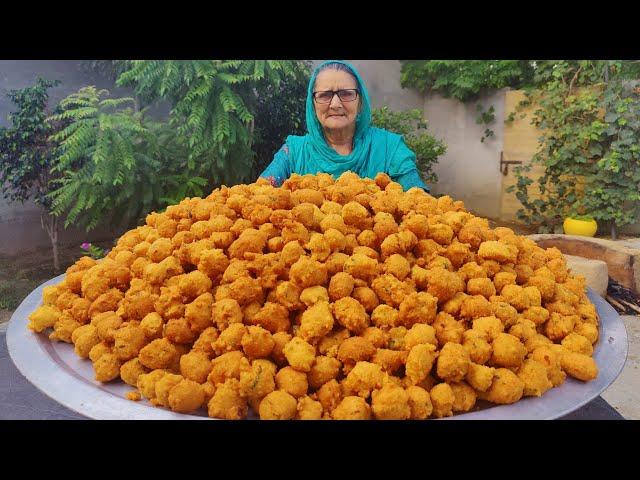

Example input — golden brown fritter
[29,172,600,420]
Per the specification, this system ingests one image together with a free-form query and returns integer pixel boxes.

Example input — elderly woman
[260,60,429,191]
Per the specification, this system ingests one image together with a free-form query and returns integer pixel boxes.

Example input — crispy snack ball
[208,378,248,420]
[282,337,316,372]
[168,379,205,413]
[259,390,298,420]
[120,358,148,387]
[518,359,553,397]
[275,366,308,398]
[406,343,438,385]
[430,383,455,418]
[482,368,524,404]
[406,385,433,419]
[29,172,601,420]
[561,352,599,381]
[371,383,411,420]
[28,305,61,333]
[138,338,179,370]
[450,382,477,413]
[296,396,324,420]
[332,396,372,420]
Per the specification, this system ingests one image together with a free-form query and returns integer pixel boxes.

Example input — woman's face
[313,69,360,135]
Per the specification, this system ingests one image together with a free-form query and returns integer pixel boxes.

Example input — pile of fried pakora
[27,172,600,419]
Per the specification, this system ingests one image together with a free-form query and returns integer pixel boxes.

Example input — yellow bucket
[563,217,598,237]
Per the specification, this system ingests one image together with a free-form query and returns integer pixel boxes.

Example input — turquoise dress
[260,60,429,192]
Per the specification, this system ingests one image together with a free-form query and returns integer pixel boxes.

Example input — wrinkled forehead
[314,69,359,91]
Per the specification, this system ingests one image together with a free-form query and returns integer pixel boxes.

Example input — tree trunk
[41,212,60,272]
[611,223,617,241]
[247,118,255,148]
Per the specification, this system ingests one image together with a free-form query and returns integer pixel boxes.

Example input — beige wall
[423,89,507,219]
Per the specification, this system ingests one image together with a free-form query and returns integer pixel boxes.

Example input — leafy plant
[508,60,640,237]
[569,214,595,221]
[507,62,605,233]
[476,104,496,143]
[47,86,207,231]
[581,77,640,237]
[400,60,535,102]
[116,60,304,186]
[0,78,66,271]
[80,242,108,259]
[371,106,447,184]
[251,61,311,179]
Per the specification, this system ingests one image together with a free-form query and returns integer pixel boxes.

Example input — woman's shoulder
[281,134,309,155]
[367,126,406,152]
[368,126,403,143]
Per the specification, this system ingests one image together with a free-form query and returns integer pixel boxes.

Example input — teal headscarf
[281,60,421,182]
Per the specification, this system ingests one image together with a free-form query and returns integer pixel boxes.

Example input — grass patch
[0,278,42,310]
[0,240,114,312]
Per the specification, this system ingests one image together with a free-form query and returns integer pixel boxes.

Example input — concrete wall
[0,61,140,255]
[311,60,424,111]
[0,61,135,128]
[423,89,507,219]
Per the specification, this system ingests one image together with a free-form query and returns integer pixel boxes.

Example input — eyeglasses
[312,89,359,104]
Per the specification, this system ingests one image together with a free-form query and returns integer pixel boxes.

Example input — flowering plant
[80,242,108,260]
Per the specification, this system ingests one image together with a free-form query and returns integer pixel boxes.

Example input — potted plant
[563,214,598,237]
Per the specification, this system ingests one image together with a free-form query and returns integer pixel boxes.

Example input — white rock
[564,254,609,297]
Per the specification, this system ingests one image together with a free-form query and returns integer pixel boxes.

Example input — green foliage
[508,61,640,233]
[570,214,595,221]
[0,78,62,208]
[475,104,496,143]
[581,79,640,228]
[116,60,304,185]
[80,242,108,259]
[400,60,535,101]
[47,86,207,231]
[371,106,446,184]
[251,61,311,179]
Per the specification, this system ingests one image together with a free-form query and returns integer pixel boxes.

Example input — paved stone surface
[0,332,85,420]
[602,315,640,420]
[0,331,624,420]
[619,239,640,250]
[0,310,11,326]
[564,254,609,297]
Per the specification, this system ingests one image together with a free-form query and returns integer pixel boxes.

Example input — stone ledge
[564,255,608,297]
[528,234,640,295]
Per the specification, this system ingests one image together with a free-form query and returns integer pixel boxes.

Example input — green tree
[116,60,303,185]
[251,61,311,179]
[371,106,446,184]
[44,60,309,239]
[0,78,65,271]
[47,86,207,232]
